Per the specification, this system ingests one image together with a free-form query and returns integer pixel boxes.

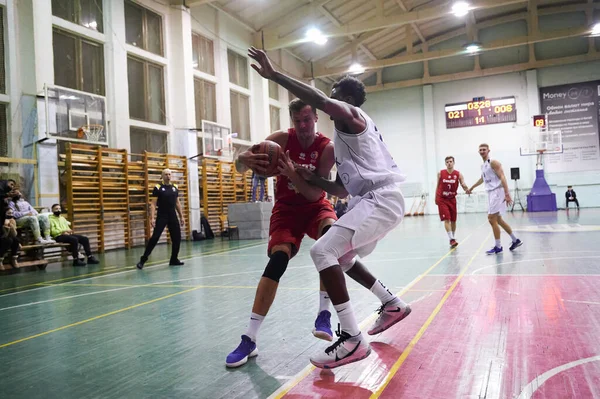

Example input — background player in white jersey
[248,46,412,369]
[468,144,523,254]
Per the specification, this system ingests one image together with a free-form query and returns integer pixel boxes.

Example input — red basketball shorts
[268,200,337,257]
[437,197,457,222]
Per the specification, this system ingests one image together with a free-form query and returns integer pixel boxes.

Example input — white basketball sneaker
[310,327,371,369]
[367,300,412,335]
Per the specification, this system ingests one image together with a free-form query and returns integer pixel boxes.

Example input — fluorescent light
[348,63,365,74]
[451,1,470,17]
[591,22,600,37]
[306,27,327,45]
[463,42,482,54]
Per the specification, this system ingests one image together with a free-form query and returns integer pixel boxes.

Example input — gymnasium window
[227,50,248,89]
[0,7,5,94]
[130,127,168,155]
[194,78,216,127]
[127,56,165,125]
[230,91,250,141]
[270,105,280,132]
[51,0,104,33]
[0,103,7,157]
[53,29,105,95]
[269,81,279,101]
[192,33,214,75]
[124,0,163,56]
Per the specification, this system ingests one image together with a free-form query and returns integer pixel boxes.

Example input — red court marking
[282,275,600,398]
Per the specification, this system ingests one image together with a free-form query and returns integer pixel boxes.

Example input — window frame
[127,55,166,125]
[129,126,169,155]
[51,0,104,33]
[227,49,249,89]
[124,0,164,57]
[191,32,215,76]
[229,89,251,142]
[194,77,217,127]
[53,27,106,96]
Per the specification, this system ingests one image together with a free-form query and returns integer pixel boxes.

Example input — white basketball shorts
[487,186,507,215]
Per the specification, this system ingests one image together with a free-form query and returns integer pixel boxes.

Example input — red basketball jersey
[275,128,330,206]
[437,169,460,200]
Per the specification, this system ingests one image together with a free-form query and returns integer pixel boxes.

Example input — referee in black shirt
[137,169,185,269]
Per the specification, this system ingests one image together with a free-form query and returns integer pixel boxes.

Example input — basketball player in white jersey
[468,144,523,254]
[248,47,411,369]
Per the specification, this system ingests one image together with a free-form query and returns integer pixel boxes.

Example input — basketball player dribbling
[468,144,523,254]
[248,46,412,369]
[435,156,469,247]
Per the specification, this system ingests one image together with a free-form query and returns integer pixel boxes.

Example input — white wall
[363,61,600,212]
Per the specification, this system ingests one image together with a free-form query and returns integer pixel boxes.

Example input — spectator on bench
[0,179,17,215]
[9,191,55,244]
[565,185,580,209]
[49,204,99,267]
[1,207,20,268]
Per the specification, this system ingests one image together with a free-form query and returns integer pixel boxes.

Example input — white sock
[447,231,453,239]
[495,239,501,248]
[333,301,360,336]
[452,231,456,239]
[246,312,265,342]
[319,291,330,313]
[370,279,396,304]
[509,233,517,241]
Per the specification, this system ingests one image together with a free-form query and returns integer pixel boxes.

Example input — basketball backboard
[520,126,563,156]
[200,120,234,161]
[40,84,108,145]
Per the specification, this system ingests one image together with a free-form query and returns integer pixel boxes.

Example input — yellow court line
[0,242,264,295]
[369,232,491,398]
[38,282,200,289]
[0,286,202,349]
[270,224,486,399]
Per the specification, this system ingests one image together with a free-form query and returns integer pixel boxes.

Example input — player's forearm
[149,203,156,220]
[176,202,184,220]
[307,175,349,198]
[500,177,510,194]
[287,172,324,202]
[272,72,328,111]
[470,178,483,191]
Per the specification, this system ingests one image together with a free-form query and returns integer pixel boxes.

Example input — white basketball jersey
[334,108,405,197]
[481,159,502,191]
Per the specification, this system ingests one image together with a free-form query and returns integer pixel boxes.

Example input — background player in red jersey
[435,156,469,247]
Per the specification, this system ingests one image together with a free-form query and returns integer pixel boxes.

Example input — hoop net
[78,124,104,143]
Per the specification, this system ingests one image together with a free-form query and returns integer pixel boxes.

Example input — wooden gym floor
[1,209,599,398]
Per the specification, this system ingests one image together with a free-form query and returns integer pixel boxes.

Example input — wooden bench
[0,243,72,271]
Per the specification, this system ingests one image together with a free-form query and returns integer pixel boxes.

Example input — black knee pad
[262,251,290,282]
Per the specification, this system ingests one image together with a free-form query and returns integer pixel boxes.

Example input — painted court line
[0,242,266,298]
[267,224,485,399]
[469,255,600,275]
[516,355,600,399]
[0,286,203,349]
[368,233,491,398]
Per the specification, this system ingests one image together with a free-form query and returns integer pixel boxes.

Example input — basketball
[253,140,283,177]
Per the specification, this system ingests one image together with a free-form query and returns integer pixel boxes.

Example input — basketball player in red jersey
[435,156,469,247]
[225,99,337,368]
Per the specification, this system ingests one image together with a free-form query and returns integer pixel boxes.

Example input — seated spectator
[49,204,99,267]
[334,199,348,218]
[0,207,20,268]
[9,191,55,244]
[0,179,17,214]
[565,185,580,209]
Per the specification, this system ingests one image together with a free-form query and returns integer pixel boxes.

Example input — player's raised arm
[248,47,365,132]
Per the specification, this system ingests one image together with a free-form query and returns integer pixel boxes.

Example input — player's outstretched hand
[238,145,269,175]
[248,47,276,80]
[504,192,513,206]
[277,150,295,178]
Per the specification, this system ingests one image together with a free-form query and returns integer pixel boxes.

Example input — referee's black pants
[142,212,181,262]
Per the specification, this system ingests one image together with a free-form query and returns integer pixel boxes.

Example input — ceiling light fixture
[463,42,482,55]
[348,63,365,74]
[590,22,600,37]
[451,1,470,17]
[306,27,328,45]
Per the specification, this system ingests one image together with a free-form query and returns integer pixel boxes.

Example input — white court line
[516,355,600,399]
[469,256,600,275]
[0,243,267,299]
[562,299,600,305]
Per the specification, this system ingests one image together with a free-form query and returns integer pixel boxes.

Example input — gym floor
[0,209,599,398]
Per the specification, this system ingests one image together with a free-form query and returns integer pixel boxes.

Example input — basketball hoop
[79,124,104,142]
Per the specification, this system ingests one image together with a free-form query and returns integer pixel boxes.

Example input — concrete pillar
[422,84,437,214]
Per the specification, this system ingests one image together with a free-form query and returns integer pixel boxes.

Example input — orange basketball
[253,140,283,177]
